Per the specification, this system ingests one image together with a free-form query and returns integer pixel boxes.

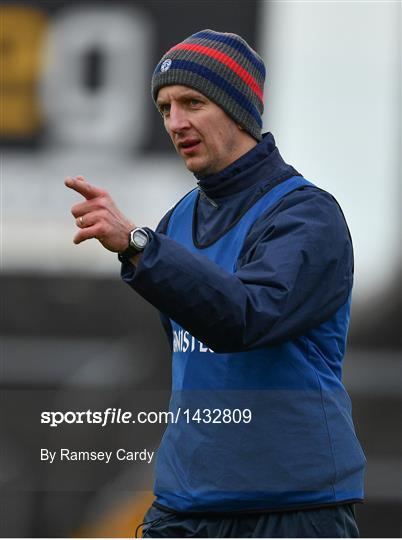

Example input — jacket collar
[195,132,295,199]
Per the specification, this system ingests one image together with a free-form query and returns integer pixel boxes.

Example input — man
[66,30,366,538]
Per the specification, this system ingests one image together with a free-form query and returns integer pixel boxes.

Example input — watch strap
[118,244,141,263]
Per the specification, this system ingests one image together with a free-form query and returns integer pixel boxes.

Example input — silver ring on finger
[79,216,85,227]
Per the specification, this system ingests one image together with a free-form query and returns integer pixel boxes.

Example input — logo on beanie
[160,59,172,72]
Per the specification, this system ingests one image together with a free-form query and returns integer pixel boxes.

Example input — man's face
[156,85,250,176]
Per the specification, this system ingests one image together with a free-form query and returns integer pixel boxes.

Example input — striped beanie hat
[151,29,265,141]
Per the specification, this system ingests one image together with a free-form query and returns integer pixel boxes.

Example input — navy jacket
[122,133,353,353]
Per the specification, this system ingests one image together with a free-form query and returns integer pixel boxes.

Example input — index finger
[64,176,104,201]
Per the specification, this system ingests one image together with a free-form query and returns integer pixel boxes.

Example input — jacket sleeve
[120,207,175,350]
[121,188,353,353]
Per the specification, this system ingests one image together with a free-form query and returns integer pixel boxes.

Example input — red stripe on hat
[169,43,263,103]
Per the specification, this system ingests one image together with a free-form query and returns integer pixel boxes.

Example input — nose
[166,103,190,133]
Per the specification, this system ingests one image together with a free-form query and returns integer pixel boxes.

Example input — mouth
[178,139,201,155]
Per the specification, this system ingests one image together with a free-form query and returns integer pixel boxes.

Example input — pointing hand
[65,175,135,253]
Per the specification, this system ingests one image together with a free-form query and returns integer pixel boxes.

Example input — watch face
[132,229,148,249]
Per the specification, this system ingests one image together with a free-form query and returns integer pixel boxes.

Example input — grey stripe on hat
[189,29,266,76]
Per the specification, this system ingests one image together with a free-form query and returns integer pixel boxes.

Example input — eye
[189,98,202,107]
[158,103,170,116]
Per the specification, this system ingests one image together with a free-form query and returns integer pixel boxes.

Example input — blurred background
[1,0,401,537]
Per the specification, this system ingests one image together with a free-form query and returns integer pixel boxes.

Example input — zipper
[197,184,219,209]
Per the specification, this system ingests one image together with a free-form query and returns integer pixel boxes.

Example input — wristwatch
[118,227,150,262]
